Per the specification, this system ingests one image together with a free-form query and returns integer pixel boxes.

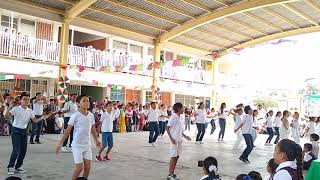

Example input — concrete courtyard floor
[0,128,285,180]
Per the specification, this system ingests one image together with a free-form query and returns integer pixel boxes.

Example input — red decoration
[13,74,24,80]
[234,48,244,52]
[147,63,153,70]
[107,84,113,88]
[115,66,121,72]
[129,65,137,71]
[153,62,159,69]
[172,60,181,67]
[92,80,99,85]
[206,52,219,59]
[60,65,68,70]
[77,65,85,72]
[121,86,125,91]
[98,66,105,72]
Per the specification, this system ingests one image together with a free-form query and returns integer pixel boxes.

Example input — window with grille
[68,84,81,95]
[201,60,212,71]
[113,40,128,51]
[165,51,173,61]
[1,15,18,32]
[175,94,196,107]
[147,48,153,56]
[110,88,125,102]
[130,44,143,58]
[31,80,47,97]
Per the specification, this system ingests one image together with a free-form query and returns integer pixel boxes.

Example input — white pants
[170,142,182,157]
[233,130,243,149]
[72,147,92,164]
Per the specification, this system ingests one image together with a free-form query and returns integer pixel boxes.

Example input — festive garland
[57,76,70,102]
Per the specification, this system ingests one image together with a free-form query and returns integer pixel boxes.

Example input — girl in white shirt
[195,102,206,144]
[273,139,303,180]
[290,112,300,144]
[233,108,243,150]
[305,117,316,139]
[279,110,290,140]
[273,111,282,144]
[265,110,274,145]
[218,102,229,142]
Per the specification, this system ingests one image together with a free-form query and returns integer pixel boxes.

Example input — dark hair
[248,171,262,180]
[76,94,88,103]
[282,110,289,117]
[266,110,273,118]
[71,93,77,96]
[310,133,319,141]
[5,177,22,180]
[150,102,156,106]
[267,158,278,174]
[219,102,226,114]
[236,174,252,180]
[275,111,282,117]
[75,177,88,180]
[203,156,219,179]
[309,117,316,122]
[198,102,204,109]
[316,117,320,123]
[244,105,251,114]
[278,139,303,180]
[36,92,42,96]
[20,92,29,100]
[304,143,313,152]
[172,102,183,113]
[236,103,244,109]
[106,101,112,106]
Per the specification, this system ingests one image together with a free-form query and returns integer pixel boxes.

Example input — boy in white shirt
[5,92,50,175]
[146,102,159,146]
[303,143,316,170]
[30,92,44,144]
[56,95,101,180]
[166,102,191,180]
[310,133,319,158]
[54,112,64,134]
[96,101,115,161]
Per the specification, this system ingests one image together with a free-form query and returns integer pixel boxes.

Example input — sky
[222,32,320,91]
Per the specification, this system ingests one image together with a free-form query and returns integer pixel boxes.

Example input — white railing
[0,31,211,83]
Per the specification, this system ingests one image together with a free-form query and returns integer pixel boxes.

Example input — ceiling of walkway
[8,0,320,53]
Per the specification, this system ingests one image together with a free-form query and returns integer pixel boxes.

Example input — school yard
[0,129,276,180]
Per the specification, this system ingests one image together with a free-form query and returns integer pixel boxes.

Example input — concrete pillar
[58,20,69,78]
[211,60,219,108]
[152,42,160,101]
[48,79,56,98]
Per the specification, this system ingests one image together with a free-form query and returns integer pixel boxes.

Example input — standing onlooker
[61,94,78,152]
[305,117,316,140]
[132,103,139,132]
[218,103,229,142]
[302,143,316,170]
[265,110,274,145]
[279,110,290,140]
[290,112,300,144]
[54,112,64,134]
[233,108,243,150]
[118,104,126,133]
[166,102,191,180]
[112,102,120,132]
[238,105,254,164]
[208,108,218,135]
[158,104,168,138]
[138,105,145,131]
[195,102,206,144]
[125,103,133,132]
[273,111,282,144]
[184,105,192,131]
[146,102,159,146]
[30,93,44,144]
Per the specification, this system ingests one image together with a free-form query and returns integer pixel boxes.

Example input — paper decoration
[159,61,166,68]
[181,57,190,65]
[77,65,85,72]
[137,64,143,71]
[57,75,70,102]
[147,63,153,70]
[14,74,24,79]
[129,65,137,71]
[92,80,99,85]
[172,59,181,67]
[153,62,159,69]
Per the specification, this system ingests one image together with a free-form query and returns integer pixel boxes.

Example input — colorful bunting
[77,65,85,72]
[147,63,153,70]
[172,59,181,67]
[181,57,190,65]
[153,62,159,69]
[137,64,143,71]
[129,65,137,71]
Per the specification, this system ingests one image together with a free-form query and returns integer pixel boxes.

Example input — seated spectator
[248,171,262,180]
[303,143,316,170]
[266,158,278,180]
[236,174,252,180]
[310,133,319,158]
[200,156,221,180]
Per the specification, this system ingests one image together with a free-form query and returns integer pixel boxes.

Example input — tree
[253,97,278,109]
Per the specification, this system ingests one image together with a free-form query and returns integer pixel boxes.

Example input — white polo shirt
[63,101,78,117]
[146,108,158,122]
[10,106,35,129]
[266,116,273,128]
[112,108,120,119]
[274,116,281,128]
[195,109,206,124]
[100,111,114,133]
[167,113,183,142]
[32,100,44,116]
[68,111,95,148]
[158,110,168,122]
[233,115,242,130]
[242,114,253,134]
[273,161,297,180]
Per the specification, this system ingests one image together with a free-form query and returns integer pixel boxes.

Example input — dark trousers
[8,127,28,169]
[148,122,159,143]
[113,118,118,132]
[126,117,132,132]
[218,118,226,139]
[30,115,43,142]
[266,127,274,143]
[210,119,216,135]
[240,134,254,160]
[196,123,206,141]
[63,117,73,147]
[274,127,280,144]
[159,121,166,135]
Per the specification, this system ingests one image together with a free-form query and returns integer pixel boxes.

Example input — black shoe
[30,141,34,144]
[239,157,246,163]
[35,141,41,144]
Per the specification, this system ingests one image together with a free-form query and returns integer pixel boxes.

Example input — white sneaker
[199,141,204,144]
[16,167,27,173]
[7,167,15,175]
[61,146,68,153]
[68,147,73,152]
[195,141,200,144]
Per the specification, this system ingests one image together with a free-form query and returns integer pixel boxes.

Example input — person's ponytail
[295,144,303,180]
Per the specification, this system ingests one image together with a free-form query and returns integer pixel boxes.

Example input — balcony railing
[0,31,211,83]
